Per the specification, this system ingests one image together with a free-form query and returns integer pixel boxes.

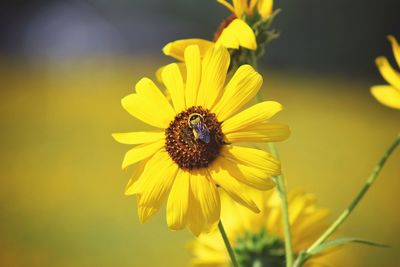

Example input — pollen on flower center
[165,106,224,170]
[213,14,237,41]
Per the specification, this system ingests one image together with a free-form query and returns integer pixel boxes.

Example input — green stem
[296,133,400,266]
[250,48,294,267]
[249,50,258,71]
[218,220,240,267]
[269,143,295,267]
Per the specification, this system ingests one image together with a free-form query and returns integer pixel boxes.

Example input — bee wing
[193,123,210,144]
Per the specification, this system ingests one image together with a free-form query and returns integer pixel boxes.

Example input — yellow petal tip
[162,43,172,55]
[375,56,385,66]
[387,35,395,42]
[121,159,131,170]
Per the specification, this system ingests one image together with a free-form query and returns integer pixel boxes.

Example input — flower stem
[269,143,295,267]
[297,133,400,266]
[249,51,258,71]
[251,49,294,267]
[218,220,240,267]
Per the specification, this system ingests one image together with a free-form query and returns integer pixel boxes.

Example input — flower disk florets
[165,106,224,170]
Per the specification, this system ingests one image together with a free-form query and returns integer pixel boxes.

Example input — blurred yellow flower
[371,35,400,109]
[161,0,276,64]
[190,189,335,266]
[113,45,290,235]
[162,18,256,64]
[217,0,274,21]
[160,1,278,77]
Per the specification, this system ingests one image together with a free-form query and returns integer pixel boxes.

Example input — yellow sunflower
[160,1,278,78]
[371,35,400,109]
[217,0,274,21]
[190,189,339,267]
[113,44,290,235]
[161,0,276,63]
[161,19,256,66]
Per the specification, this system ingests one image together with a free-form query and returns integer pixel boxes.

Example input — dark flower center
[213,14,237,41]
[165,106,224,170]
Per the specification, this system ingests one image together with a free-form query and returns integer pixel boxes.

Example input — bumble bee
[188,113,210,144]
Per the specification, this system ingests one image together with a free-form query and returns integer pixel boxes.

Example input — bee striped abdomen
[193,123,210,144]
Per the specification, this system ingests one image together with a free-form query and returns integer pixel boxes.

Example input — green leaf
[309,237,389,256]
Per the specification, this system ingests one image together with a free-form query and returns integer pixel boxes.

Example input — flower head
[217,0,274,21]
[190,189,338,266]
[371,35,400,109]
[161,0,278,71]
[162,19,256,65]
[113,44,290,235]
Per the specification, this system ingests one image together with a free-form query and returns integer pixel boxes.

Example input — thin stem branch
[269,143,295,267]
[296,133,400,266]
[218,220,240,267]
[249,50,258,71]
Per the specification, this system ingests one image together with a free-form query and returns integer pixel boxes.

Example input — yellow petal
[156,63,187,84]
[388,35,400,68]
[162,63,186,113]
[222,101,283,134]
[112,131,164,145]
[197,45,230,109]
[224,122,290,143]
[166,169,190,230]
[219,191,247,228]
[371,85,400,109]
[216,0,235,14]
[194,232,225,253]
[294,208,330,239]
[187,183,207,236]
[190,233,228,265]
[155,66,165,83]
[125,154,163,194]
[121,140,164,169]
[133,151,176,223]
[293,217,329,250]
[232,0,245,17]
[191,169,221,225]
[122,77,175,128]
[121,94,168,128]
[216,19,257,50]
[191,257,228,267]
[135,151,178,208]
[249,0,258,13]
[135,78,176,114]
[257,0,273,20]
[288,191,308,225]
[184,45,202,107]
[218,154,275,190]
[209,158,260,213]
[125,159,149,195]
[375,56,400,89]
[162,39,214,61]
[212,64,262,120]
[121,80,175,129]
[222,145,281,177]
[137,196,159,224]
[265,199,282,233]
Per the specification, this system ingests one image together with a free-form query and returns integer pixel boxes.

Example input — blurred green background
[1,0,400,266]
